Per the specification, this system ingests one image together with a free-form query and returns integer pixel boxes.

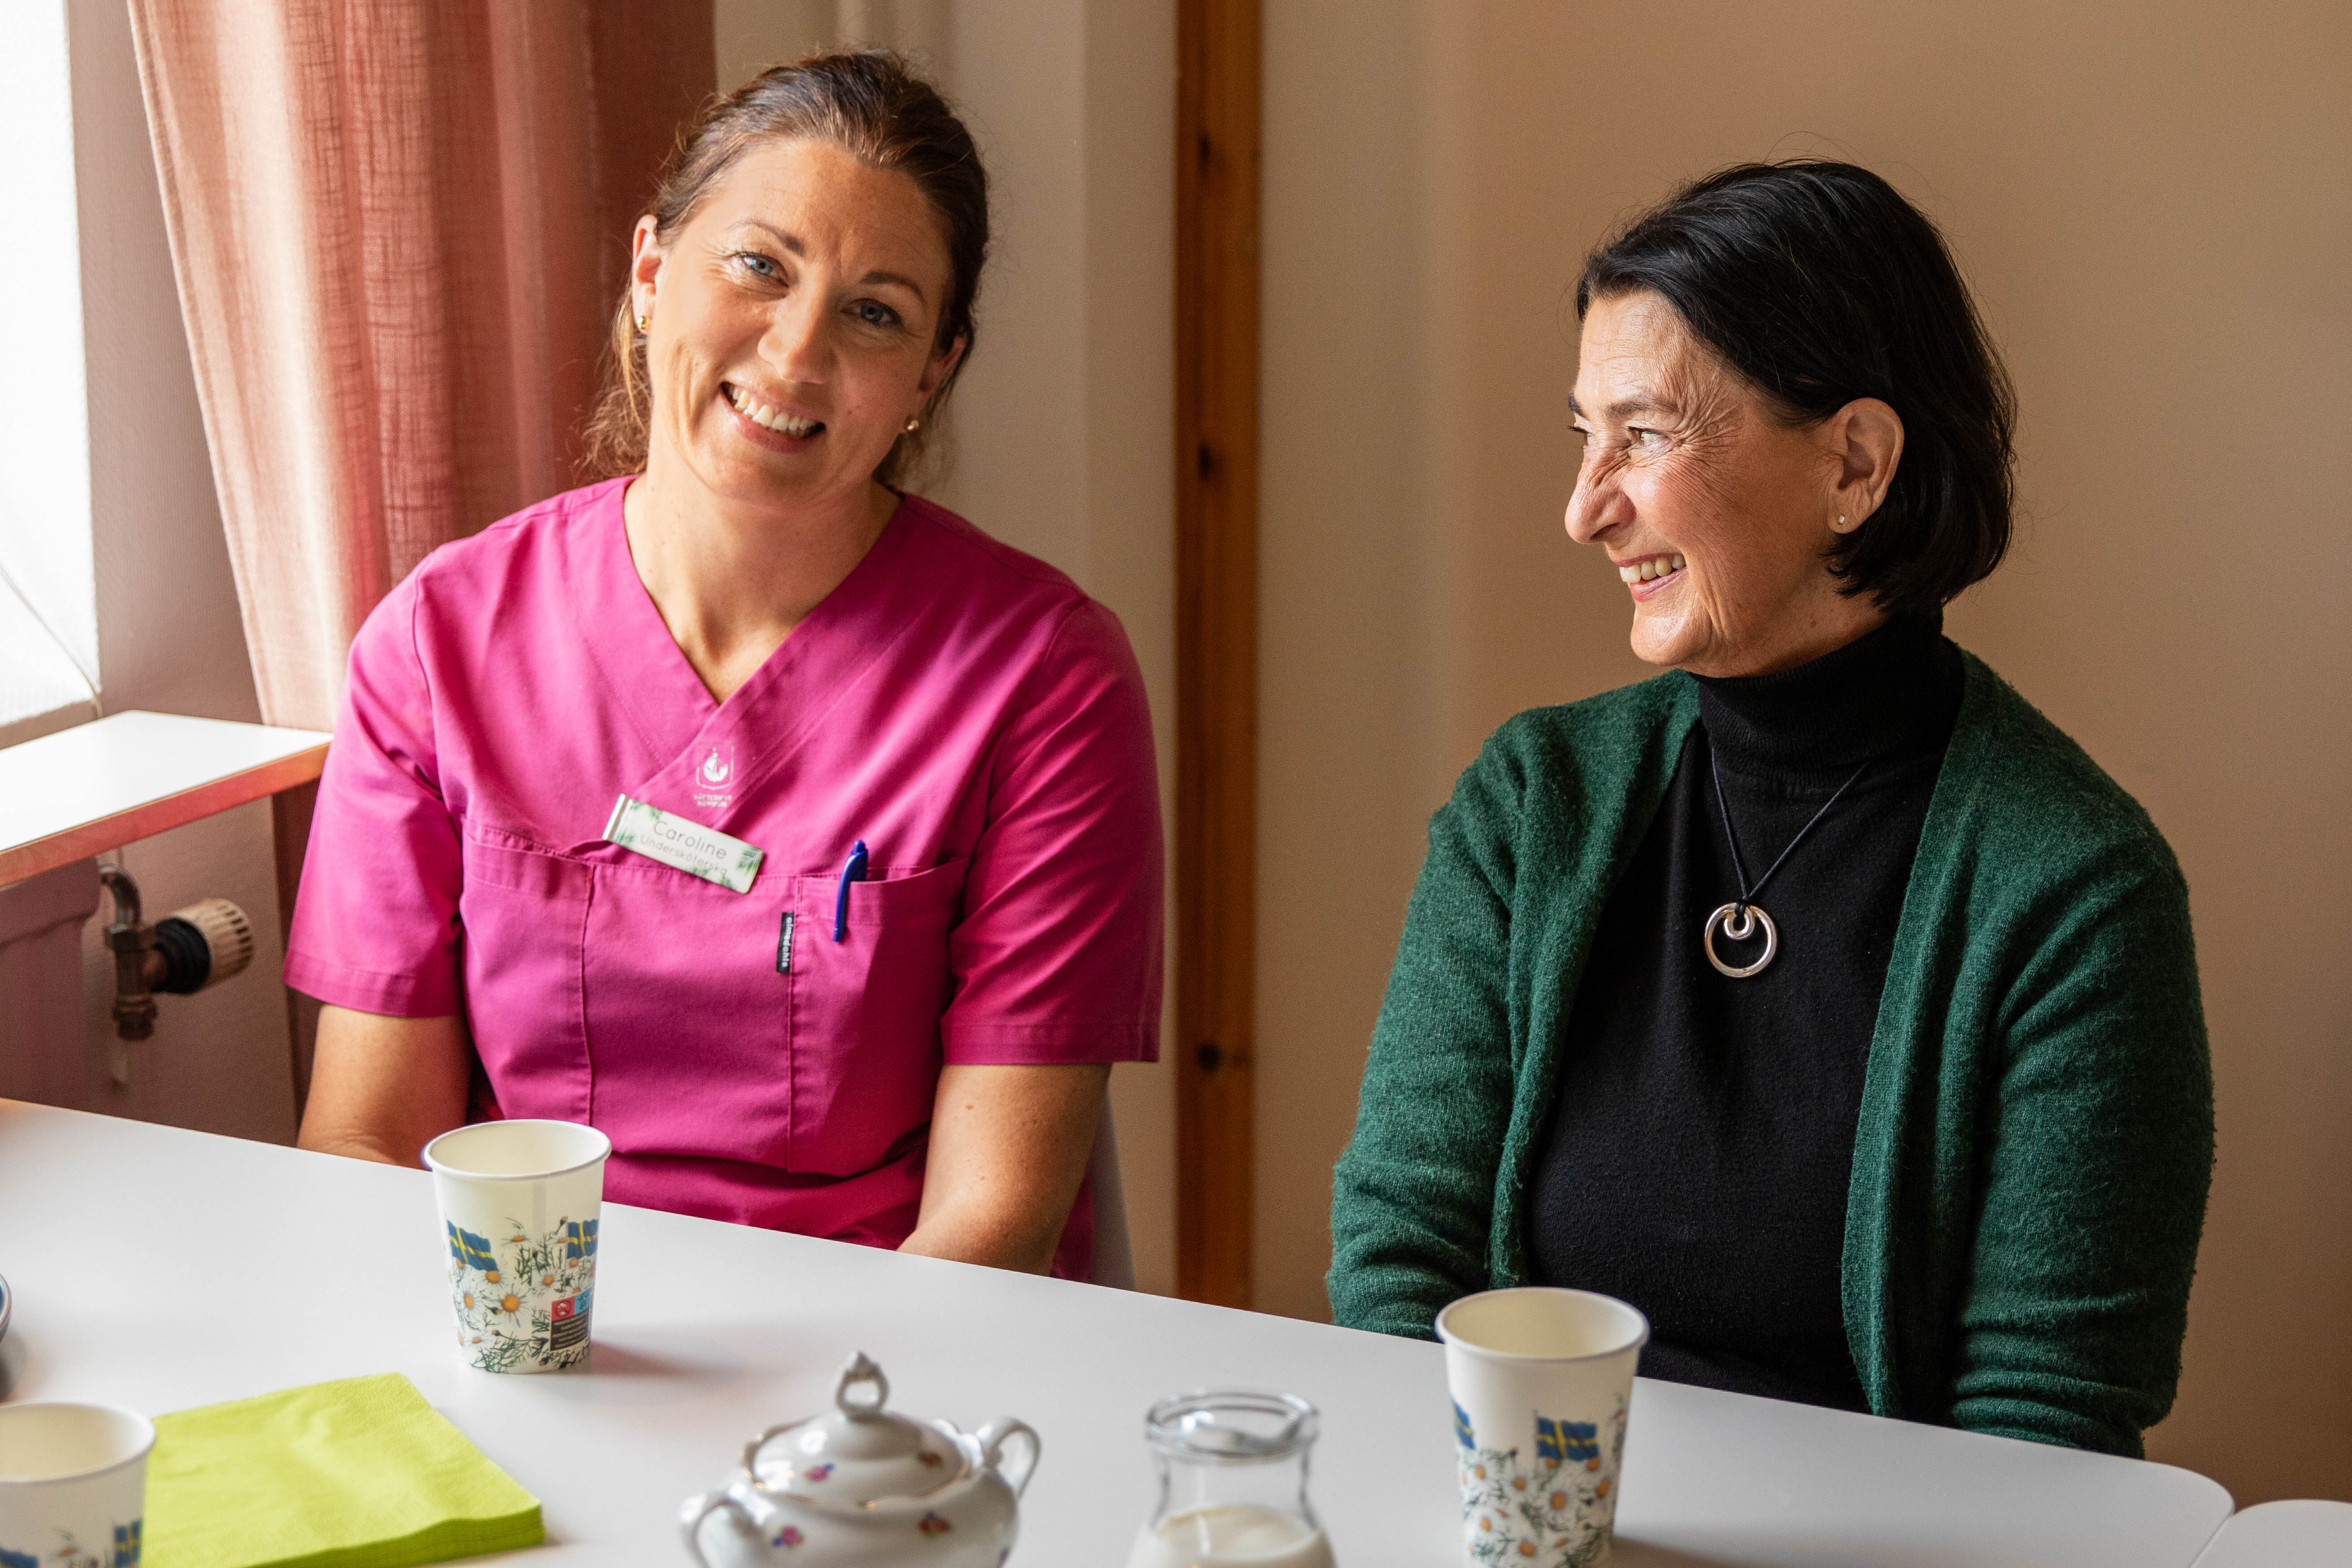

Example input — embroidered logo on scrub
[692,742,736,812]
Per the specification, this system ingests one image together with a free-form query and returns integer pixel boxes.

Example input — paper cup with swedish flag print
[1438,1288,1648,1566]
[425,1120,611,1374]
[0,1401,154,1568]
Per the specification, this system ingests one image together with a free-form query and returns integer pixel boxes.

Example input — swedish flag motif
[1453,1400,1475,1450]
[447,1223,498,1272]
[1534,1416,1600,1464]
[1563,1421,1600,1462]
[564,1218,599,1261]
[114,1520,143,1566]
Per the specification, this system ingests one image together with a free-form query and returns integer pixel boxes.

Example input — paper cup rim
[1436,1287,1651,1363]
[0,1402,156,1485]
[423,1118,612,1181]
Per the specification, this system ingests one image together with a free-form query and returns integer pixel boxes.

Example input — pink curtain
[129,2,714,732]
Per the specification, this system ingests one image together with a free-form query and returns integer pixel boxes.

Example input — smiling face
[1565,291,1889,677]
[630,137,963,516]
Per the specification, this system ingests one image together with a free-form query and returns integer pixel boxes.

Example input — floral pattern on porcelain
[680,1354,1038,1568]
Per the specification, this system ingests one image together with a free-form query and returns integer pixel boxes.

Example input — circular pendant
[1703,901,1778,978]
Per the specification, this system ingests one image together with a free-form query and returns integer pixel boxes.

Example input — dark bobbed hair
[583,50,988,486]
[1577,161,2015,618]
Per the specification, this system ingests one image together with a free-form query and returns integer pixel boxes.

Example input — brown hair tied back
[580,50,989,487]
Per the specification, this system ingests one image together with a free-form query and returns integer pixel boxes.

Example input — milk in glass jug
[1126,1391,1335,1568]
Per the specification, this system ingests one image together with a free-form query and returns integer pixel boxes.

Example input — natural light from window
[0,0,103,737]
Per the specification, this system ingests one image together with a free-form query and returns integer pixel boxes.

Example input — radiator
[0,858,99,1108]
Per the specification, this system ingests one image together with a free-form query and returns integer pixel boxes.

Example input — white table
[0,1101,2235,1566]
[2190,1500,2352,1565]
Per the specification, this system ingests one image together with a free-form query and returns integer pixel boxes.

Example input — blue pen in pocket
[833,839,868,941]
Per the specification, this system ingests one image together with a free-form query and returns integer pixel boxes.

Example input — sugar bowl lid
[746,1353,967,1504]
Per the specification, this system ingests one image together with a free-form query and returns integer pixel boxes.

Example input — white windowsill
[0,711,331,887]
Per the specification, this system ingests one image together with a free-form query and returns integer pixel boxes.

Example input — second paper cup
[425,1118,611,1374]
[1438,1287,1648,1565]
[0,1402,154,1567]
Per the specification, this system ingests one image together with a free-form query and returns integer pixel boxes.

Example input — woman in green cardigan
[1328,162,2212,1458]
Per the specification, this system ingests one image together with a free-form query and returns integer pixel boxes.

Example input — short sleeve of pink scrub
[943,597,1162,1065]
[284,570,466,1017]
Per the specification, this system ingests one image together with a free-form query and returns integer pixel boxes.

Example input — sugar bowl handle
[976,1416,1041,1499]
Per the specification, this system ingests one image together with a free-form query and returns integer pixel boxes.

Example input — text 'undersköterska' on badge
[602,795,764,894]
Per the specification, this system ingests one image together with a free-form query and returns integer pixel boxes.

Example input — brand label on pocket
[602,795,764,894]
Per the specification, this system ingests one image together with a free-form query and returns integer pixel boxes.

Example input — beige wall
[1261,0,2351,1505]
[715,1,1182,1293]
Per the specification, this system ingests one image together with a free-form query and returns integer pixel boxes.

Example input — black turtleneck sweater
[1525,615,1964,1410]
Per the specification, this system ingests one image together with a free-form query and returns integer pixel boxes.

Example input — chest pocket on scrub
[577,855,793,1166]
[784,857,969,1177]
[456,831,593,1126]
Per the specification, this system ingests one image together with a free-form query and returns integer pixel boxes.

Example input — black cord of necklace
[1708,748,1875,919]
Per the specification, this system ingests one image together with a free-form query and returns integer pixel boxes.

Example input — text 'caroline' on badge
[602,795,764,894]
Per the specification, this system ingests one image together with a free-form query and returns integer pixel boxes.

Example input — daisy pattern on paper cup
[444,1217,597,1372]
[425,1120,611,1375]
[1439,1288,1647,1566]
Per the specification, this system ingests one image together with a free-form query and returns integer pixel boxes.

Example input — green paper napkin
[146,1373,544,1568]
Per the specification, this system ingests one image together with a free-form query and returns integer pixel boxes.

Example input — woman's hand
[901,1062,1111,1275]
[297,1005,472,1167]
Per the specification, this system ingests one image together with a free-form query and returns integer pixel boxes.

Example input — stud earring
[903,415,921,434]
[635,311,649,332]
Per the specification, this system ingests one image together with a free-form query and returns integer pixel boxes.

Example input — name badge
[602,795,764,894]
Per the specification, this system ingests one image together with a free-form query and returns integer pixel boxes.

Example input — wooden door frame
[1174,0,1260,1307]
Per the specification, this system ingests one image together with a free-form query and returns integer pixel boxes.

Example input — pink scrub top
[285,478,1162,1277]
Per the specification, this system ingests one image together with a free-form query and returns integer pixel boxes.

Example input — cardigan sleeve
[1327,741,1526,1337]
[1948,837,2214,1455]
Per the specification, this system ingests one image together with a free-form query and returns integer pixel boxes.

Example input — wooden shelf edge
[0,743,329,887]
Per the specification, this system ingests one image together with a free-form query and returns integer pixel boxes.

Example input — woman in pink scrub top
[290,53,1160,1280]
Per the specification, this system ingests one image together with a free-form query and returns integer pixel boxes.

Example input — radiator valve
[98,865,255,1043]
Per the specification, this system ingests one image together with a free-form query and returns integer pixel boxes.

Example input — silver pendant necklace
[1703,748,1874,979]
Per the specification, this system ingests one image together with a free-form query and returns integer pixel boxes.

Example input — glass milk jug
[1127,1391,1336,1568]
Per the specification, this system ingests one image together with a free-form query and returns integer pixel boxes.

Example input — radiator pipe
[98,863,157,1042]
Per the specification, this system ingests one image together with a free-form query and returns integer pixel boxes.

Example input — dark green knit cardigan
[1328,652,2212,1457]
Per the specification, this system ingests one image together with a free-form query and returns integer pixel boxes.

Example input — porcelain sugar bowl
[681,1352,1040,1568]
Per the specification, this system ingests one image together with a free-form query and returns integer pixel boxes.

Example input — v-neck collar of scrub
[570,478,941,831]
[579,478,903,750]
